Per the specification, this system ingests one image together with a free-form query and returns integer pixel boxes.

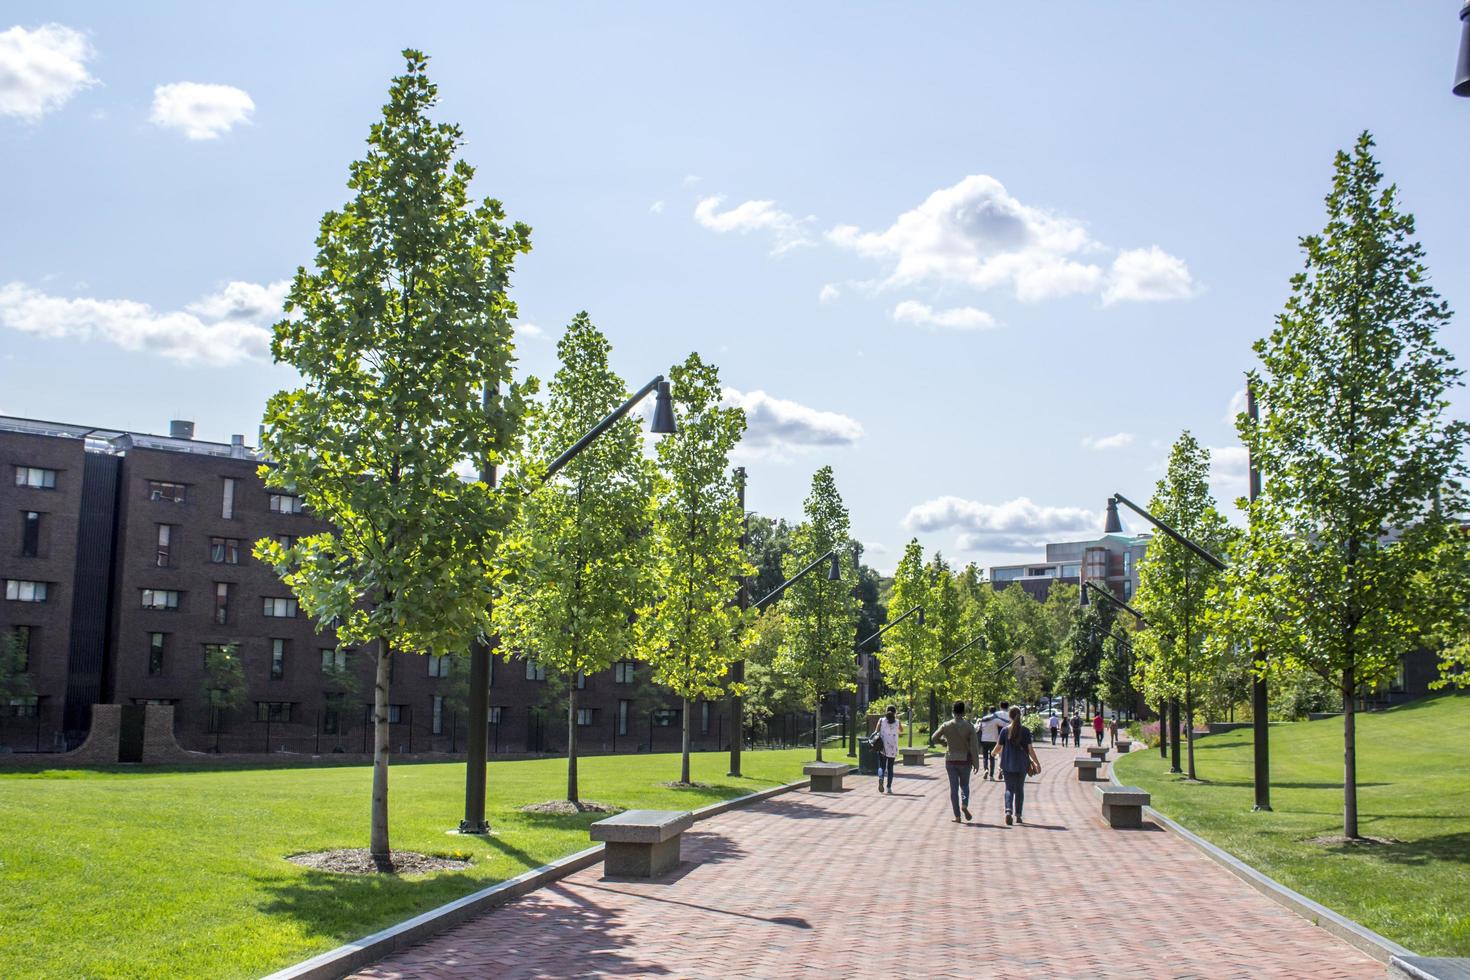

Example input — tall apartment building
[0,415,719,756]
[988,531,1151,601]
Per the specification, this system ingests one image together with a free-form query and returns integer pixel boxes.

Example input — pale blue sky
[2,3,1467,572]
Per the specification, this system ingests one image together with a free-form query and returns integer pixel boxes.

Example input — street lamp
[460,374,677,835]
[1455,0,1470,96]
[846,604,924,756]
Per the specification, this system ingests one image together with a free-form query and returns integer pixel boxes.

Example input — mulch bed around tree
[517,800,621,816]
[286,849,471,875]
[659,781,713,789]
[1305,834,1405,847]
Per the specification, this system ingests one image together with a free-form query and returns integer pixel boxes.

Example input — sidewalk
[353,739,1383,978]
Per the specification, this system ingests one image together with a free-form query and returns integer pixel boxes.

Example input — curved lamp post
[845,605,924,755]
[459,375,677,835]
[1456,0,1470,96]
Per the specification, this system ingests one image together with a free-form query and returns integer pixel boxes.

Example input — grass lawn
[0,746,825,979]
[1114,691,1470,957]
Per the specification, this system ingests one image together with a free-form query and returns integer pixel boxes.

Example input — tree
[636,353,750,784]
[0,630,31,704]
[200,643,245,751]
[745,513,795,602]
[740,609,806,743]
[254,51,529,868]
[1232,133,1468,838]
[875,539,938,745]
[925,555,965,711]
[493,314,654,806]
[1037,582,1081,695]
[1062,600,1112,712]
[772,467,860,760]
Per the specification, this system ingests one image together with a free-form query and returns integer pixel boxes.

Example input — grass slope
[0,747,821,979]
[1115,692,1470,957]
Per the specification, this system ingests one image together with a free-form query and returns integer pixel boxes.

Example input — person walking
[979,704,1005,780]
[1070,712,1082,747]
[1093,711,1105,746]
[1048,712,1060,745]
[930,701,981,823]
[1109,716,1119,748]
[873,704,902,794]
[991,705,1041,825]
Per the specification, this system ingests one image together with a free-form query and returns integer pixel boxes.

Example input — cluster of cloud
[892,300,996,331]
[1,23,252,137]
[1081,431,1134,451]
[722,387,862,458]
[694,196,811,254]
[0,279,287,365]
[150,81,254,139]
[903,494,1100,553]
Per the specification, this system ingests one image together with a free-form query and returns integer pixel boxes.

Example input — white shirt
[980,712,1006,742]
[877,716,901,757]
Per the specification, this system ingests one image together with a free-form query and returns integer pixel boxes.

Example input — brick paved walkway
[354,739,1383,978]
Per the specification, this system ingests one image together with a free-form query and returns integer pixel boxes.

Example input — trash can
[857,736,880,775]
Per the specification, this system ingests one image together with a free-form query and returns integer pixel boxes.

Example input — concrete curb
[1108,764,1413,965]
[261,775,811,980]
[1389,955,1470,979]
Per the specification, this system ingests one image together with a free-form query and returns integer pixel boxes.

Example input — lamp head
[1104,496,1123,534]
[1456,0,1470,97]
[826,551,841,581]
[650,380,677,435]
[917,607,925,626]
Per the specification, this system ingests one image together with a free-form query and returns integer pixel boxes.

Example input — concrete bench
[589,809,694,878]
[1116,738,1133,754]
[899,747,928,766]
[1074,757,1104,782]
[1097,785,1151,829]
[804,761,853,792]
[1087,745,1110,762]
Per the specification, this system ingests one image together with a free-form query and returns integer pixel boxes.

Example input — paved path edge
[1110,764,1414,964]
[261,776,812,980]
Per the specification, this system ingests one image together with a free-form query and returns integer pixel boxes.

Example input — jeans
[980,741,996,778]
[1072,730,1081,746]
[877,753,895,791]
[1049,728,1058,745]
[1096,730,1104,745]
[945,763,972,818]
[1003,770,1026,818]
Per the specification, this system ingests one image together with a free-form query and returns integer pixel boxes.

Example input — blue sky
[2,3,1467,573]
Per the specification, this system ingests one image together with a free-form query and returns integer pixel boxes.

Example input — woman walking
[874,704,902,794]
[991,706,1041,825]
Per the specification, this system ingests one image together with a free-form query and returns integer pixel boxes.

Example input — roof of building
[0,414,256,461]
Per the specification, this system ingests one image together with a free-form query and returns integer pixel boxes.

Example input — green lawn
[1115,692,1470,957]
[0,747,823,979]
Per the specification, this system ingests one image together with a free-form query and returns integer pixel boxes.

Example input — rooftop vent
[230,434,247,459]
[169,420,195,440]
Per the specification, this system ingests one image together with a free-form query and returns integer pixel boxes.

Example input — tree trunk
[567,680,579,805]
[1343,666,1359,839]
[1185,687,1197,780]
[906,696,914,747]
[680,697,692,784]
[814,698,823,761]
[1158,698,1168,759]
[370,638,392,871]
[1168,699,1182,774]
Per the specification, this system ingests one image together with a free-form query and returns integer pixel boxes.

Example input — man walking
[1070,712,1082,747]
[930,701,981,823]
[978,704,1005,780]
[1048,711,1060,745]
[1093,710,1106,746]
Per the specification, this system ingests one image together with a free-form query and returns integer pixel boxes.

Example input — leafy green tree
[1038,582,1081,695]
[1063,600,1112,712]
[745,513,795,602]
[741,608,806,743]
[875,539,938,745]
[200,643,246,749]
[494,314,655,805]
[1231,133,1468,837]
[1097,625,1136,719]
[0,630,31,704]
[925,556,965,706]
[1132,433,1231,780]
[772,467,860,760]
[254,51,529,867]
[1420,528,1470,690]
[637,353,751,784]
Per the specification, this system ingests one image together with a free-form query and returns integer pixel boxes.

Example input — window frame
[209,537,241,565]
[21,511,41,558]
[6,579,49,603]
[270,638,286,680]
[14,466,57,490]
[147,480,188,504]
[140,588,179,610]
[221,478,238,520]
[147,632,166,675]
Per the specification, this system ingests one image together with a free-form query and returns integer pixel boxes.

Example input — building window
[386,704,404,724]
[270,639,286,680]
[10,626,33,671]
[323,694,344,734]
[432,695,445,735]
[617,699,630,735]
[525,660,546,681]
[155,524,173,567]
[701,701,710,735]
[9,696,39,718]
[428,654,450,678]
[201,643,232,668]
[576,707,593,727]
[21,511,41,558]
[614,661,636,684]
[214,583,231,624]
[14,466,57,489]
[576,671,586,690]
[653,708,677,727]
[209,537,240,565]
[255,701,292,722]
[148,632,166,675]
[221,478,237,519]
[262,597,297,618]
[148,481,187,504]
[269,493,304,514]
[274,533,295,549]
[320,647,347,672]
[140,588,179,610]
[7,580,48,603]
[488,706,504,724]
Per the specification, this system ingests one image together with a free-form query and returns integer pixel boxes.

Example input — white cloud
[0,24,96,120]
[892,300,996,331]
[0,279,287,364]
[1081,432,1135,451]
[681,174,702,188]
[723,388,862,458]
[694,195,810,254]
[1209,445,1251,502]
[903,495,1100,552]
[649,200,665,214]
[514,321,544,341]
[819,283,840,304]
[1102,246,1196,305]
[150,82,254,140]
[1223,387,1247,425]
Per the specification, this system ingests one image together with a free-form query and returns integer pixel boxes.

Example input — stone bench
[804,761,852,792]
[1097,785,1151,829]
[1116,738,1133,754]
[1074,757,1104,782]
[899,747,928,766]
[1087,745,1110,762]
[589,809,694,878]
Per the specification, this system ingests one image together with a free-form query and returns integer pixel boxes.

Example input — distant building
[988,532,1151,601]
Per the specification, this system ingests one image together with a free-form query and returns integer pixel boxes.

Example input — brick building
[989,531,1152,602]
[0,415,724,756]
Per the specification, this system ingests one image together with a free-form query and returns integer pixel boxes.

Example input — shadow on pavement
[578,881,812,929]
[756,796,857,821]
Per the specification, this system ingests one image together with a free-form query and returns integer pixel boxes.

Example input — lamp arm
[752,548,837,611]
[545,375,665,480]
[1111,492,1227,572]
[854,604,922,651]
[1084,580,1148,626]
